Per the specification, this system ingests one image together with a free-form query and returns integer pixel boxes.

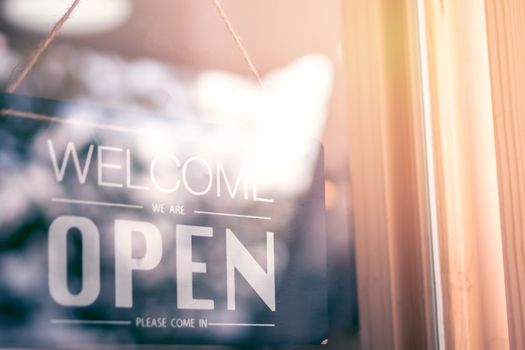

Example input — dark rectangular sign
[0,93,328,347]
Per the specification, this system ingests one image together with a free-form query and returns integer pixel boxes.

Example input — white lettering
[126,149,149,190]
[48,216,100,306]
[97,146,123,188]
[114,220,163,308]
[253,179,274,203]
[182,157,213,196]
[226,230,275,311]
[150,154,180,193]
[176,225,214,310]
[217,161,248,199]
[48,140,94,184]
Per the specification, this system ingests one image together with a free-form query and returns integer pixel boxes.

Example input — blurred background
[0,0,358,349]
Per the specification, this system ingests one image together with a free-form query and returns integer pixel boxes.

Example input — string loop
[6,0,263,93]
[6,0,81,93]
[210,0,264,87]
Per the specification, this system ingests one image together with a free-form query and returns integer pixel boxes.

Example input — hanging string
[5,0,263,93]
[6,0,81,93]
[209,0,264,87]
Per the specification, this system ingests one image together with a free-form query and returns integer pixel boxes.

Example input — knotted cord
[6,0,263,93]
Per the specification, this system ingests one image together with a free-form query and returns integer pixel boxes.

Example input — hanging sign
[0,93,328,347]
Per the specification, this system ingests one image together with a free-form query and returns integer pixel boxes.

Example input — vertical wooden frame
[421,0,509,348]
[342,0,436,348]
[343,0,513,349]
[485,1,525,348]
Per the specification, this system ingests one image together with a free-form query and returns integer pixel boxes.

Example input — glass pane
[0,0,358,349]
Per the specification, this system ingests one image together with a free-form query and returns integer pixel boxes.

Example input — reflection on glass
[0,89,328,346]
[0,19,358,346]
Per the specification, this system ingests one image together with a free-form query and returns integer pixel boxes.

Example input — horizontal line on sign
[0,109,243,143]
[52,197,143,209]
[1,109,143,135]
[194,210,271,220]
[208,322,275,327]
[51,319,131,325]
